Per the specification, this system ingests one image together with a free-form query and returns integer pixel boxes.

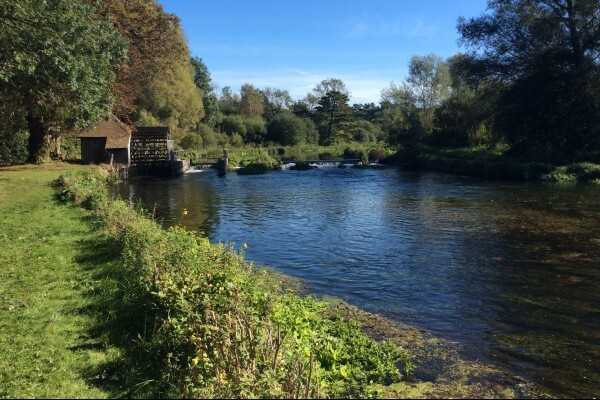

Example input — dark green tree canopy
[0,0,126,162]
[266,112,318,146]
[191,56,219,128]
[316,90,354,145]
[458,0,600,158]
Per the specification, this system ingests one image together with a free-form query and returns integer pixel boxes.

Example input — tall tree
[312,78,350,99]
[136,59,204,140]
[458,0,600,158]
[0,0,126,162]
[379,83,420,145]
[316,90,354,144]
[190,56,219,128]
[261,87,292,121]
[405,54,452,134]
[239,83,264,118]
[98,0,188,122]
[218,86,240,115]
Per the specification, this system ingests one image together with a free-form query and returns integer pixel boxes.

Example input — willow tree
[0,0,126,163]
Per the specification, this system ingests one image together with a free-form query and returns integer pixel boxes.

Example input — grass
[0,163,119,398]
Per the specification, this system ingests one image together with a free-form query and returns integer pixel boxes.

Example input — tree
[261,87,292,121]
[312,78,350,99]
[457,0,600,158]
[219,86,240,115]
[98,0,187,122]
[290,94,319,119]
[433,54,499,147]
[136,59,204,140]
[220,114,247,137]
[191,56,219,128]
[239,84,264,118]
[379,83,420,145]
[243,117,267,144]
[315,90,354,144]
[266,112,318,145]
[0,0,126,162]
[352,103,380,122]
[405,54,452,134]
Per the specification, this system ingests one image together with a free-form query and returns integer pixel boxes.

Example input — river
[112,166,600,398]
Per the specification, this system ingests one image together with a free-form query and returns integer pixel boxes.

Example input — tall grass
[56,172,412,398]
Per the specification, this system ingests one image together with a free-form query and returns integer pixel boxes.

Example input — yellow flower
[243,243,248,249]
[183,208,188,215]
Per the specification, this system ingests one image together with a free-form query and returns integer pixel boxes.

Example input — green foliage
[135,59,204,140]
[0,130,28,164]
[352,120,382,144]
[542,163,600,183]
[242,117,267,144]
[237,153,280,174]
[55,173,413,398]
[0,0,127,162]
[239,83,264,118]
[316,91,354,145]
[367,148,390,163]
[180,133,203,150]
[220,114,247,137]
[343,148,369,164]
[457,0,600,159]
[267,112,319,146]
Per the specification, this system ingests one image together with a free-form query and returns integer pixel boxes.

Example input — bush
[54,173,413,398]
[343,148,368,164]
[237,153,280,174]
[267,112,318,146]
[368,148,389,163]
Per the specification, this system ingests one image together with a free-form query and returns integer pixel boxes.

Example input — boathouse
[78,114,131,164]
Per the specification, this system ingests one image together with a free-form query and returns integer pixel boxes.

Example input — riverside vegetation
[54,170,412,398]
[0,164,547,398]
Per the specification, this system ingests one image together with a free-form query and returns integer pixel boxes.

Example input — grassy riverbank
[0,164,545,398]
[0,164,118,398]
[384,146,600,183]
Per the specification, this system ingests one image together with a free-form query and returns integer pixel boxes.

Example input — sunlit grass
[0,164,118,398]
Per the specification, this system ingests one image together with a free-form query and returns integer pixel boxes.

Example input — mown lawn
[0,164,119,398]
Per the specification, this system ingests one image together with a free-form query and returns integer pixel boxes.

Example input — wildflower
[183,208,188,215]
[243,243,248,249]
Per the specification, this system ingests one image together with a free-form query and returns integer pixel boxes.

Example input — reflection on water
[112,167,600,398]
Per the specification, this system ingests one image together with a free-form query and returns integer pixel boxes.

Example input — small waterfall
[187,164,214,173]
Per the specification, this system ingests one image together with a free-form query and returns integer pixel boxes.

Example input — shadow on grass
[73,231,169,399]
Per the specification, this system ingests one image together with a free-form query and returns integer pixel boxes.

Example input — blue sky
[158,0,489,104]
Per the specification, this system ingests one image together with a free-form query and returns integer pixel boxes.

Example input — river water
[113,166,600,397]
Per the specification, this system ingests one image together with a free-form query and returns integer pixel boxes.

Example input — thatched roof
[78,114,131,149]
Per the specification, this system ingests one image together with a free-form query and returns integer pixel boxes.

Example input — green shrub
[237,153,280,175]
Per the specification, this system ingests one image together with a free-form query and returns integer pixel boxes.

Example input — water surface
[113,167,600,397]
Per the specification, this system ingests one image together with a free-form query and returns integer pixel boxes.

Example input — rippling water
[113,166,600,397]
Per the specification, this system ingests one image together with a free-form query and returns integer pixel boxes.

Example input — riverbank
[383,146,600,183]
[0,164,546,398]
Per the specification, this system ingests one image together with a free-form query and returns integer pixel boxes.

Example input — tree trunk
[26,115,48,163]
